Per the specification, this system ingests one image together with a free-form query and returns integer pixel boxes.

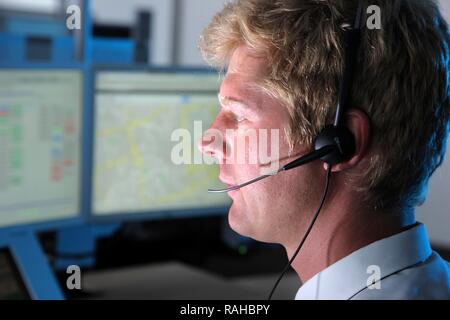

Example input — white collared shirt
[295,223,450,300]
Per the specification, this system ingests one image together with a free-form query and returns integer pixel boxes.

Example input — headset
[207,2,365,299]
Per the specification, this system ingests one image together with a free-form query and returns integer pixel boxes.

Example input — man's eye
[235,114,247,123]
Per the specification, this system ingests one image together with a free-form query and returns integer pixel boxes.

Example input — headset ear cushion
[314,125,356,164]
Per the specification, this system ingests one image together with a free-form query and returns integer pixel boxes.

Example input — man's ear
[323,108,371,172]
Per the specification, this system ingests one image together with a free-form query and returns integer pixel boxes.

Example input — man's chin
[227,204,270,243]
[227,204,253,239]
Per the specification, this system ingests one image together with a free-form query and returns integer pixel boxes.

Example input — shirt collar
[295,223,432,300]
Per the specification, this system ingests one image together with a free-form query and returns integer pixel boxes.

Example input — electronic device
[91,67,231,222]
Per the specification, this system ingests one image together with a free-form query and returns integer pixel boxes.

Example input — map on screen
[93,71,230,216]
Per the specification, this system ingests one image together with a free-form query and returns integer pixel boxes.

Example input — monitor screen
[0,70,82,228]
[0,247,30,300]
[92,70,230,217]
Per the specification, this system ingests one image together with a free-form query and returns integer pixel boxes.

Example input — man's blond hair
[199,0,450,211]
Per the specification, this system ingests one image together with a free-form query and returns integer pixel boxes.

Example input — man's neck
[287,198,416,284]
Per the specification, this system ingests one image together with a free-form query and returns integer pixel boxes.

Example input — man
[198,0,450,299]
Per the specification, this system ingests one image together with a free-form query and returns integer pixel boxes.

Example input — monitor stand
[1,230,64,300]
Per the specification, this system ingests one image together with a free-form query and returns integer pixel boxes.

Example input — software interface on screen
[0,248,29,300]
[0,70,82,228]
[93,71,231,216]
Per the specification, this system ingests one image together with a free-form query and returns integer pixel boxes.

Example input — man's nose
[198,117,227,163]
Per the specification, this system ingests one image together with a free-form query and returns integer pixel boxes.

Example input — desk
[78,261,299,300]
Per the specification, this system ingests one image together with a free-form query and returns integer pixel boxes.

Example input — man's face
[200,46,323,244]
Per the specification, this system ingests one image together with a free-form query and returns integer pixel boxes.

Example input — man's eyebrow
[218,94,255,111]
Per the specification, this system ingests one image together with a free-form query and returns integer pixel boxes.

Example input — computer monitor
[92,68,230,220]
[0,247,30,300]
[0,69,82,229]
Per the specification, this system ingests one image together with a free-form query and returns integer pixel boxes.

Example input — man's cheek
[257,128,281,175]
[230,127,258,165]
[227,127,282,175]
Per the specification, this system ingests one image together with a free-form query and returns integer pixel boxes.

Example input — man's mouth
[219,177,239,196]
[219,176,235,187]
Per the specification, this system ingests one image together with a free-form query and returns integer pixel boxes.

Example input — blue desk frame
[0,231,63,299]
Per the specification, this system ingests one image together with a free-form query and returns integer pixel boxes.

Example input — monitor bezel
[0,64,86,233]
[88,65,230,224]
